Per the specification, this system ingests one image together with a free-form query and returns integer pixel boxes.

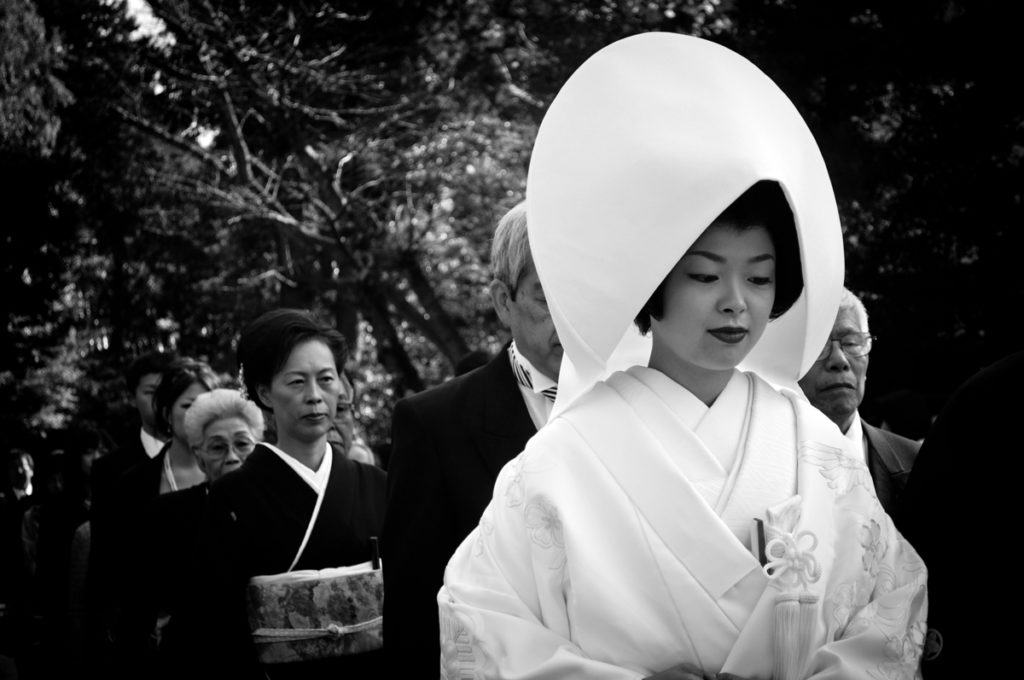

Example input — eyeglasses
[200,437,257,458]
[815,332,874,362]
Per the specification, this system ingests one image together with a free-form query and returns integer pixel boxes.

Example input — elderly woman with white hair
[121,389,264,677]
[439,34,927,680]
[184,388,265,481]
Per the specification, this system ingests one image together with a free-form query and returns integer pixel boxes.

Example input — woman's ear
[256,384,271,407]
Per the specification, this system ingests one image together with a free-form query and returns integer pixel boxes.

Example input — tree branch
[114,105,231,177]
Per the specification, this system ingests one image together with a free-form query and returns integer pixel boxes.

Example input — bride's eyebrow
[684,250,775,263]
[684,250,724,262]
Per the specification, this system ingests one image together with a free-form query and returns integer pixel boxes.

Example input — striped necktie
[509,346,558,403]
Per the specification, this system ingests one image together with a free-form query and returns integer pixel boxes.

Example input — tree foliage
[2,0,1019,455]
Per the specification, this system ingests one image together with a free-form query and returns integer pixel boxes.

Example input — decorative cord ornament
[764,529,822,589]
[764,528,822,680]
[251,616,382,644]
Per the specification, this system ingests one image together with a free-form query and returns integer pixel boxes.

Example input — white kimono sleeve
[437,453,645,680]
[808,512,928,680]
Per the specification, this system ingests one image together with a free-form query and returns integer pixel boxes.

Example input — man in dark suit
[798,287,919,516]
[91,350,175,505]
[87,350,173,675]
[383,201,562,677]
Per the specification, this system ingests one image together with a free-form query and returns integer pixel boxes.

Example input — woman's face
[650,222,776,388]
[170,382,210,444]
[258,339,341,446]
[196,416,257,481]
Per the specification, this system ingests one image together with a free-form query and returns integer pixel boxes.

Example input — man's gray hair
[183,388,266,447]
[839,287,870,333]
[490,201,531,293]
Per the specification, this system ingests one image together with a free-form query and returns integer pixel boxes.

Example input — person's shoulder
[114,452,163,493]
[396,354,505,416]
[864,421,920,453]
[94,442,144,477]
[333,449,386,483]
[209,445,271,497]
[156,482,209,508]
[150,484,208,526]
[951,350,1024,409]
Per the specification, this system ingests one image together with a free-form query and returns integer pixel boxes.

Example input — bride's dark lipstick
[708,327,748,344]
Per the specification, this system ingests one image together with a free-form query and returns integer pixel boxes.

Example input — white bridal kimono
[438,368,927,680]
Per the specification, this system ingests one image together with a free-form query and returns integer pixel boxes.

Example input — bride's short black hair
[634,180,804,334]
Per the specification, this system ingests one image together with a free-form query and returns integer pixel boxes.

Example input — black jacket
[382,347,535,677]
[862,420,920,517]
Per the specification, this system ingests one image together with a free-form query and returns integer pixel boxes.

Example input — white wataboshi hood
[525,32,845,414]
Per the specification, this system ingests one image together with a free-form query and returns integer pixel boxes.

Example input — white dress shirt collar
[509,341,556,430]
[843,411,868,466]
[140,427,165,459]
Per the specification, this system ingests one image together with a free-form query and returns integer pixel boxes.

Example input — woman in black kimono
[200,309,386,679]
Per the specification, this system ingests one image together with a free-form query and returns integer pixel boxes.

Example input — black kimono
[199,444,386,680]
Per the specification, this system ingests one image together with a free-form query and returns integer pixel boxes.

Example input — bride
[439,33,926,680]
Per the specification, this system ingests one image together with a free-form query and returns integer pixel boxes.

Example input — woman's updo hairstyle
[152,357,220,439]
[635,180,804,334]
[236,309,348,410]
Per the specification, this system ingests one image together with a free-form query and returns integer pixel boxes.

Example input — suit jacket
[91,434,151,537]
[862,419,920,517]
[382,347,535,677]
[895,351,1024,680]
[87,440,165,657]
[120,483,209,678]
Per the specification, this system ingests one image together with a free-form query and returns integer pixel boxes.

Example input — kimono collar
[262,441,333,494]
[526,33,845,415]
[629,367,748,473]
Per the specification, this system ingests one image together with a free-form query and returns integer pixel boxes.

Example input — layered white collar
[263,441,333,494]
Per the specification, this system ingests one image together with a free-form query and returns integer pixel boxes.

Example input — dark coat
[382,347,535,678]
[88,441,167,673]
[119,482,209,679]
[88,434,152,613]
[862,420,920,517]
[897,350,1024,680]
[91,435,152,515]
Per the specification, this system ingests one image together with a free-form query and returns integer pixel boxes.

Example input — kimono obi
[246,561,383,664]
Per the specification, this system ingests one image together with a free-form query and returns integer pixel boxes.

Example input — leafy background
[3,0,1021,462]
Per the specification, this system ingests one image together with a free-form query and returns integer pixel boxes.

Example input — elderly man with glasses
[798,286,920,515]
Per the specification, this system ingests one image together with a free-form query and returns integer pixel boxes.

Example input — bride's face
[650,222,776,380]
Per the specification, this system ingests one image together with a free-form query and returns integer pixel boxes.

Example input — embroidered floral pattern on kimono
[524,496,566,570]
[439,606,491,680]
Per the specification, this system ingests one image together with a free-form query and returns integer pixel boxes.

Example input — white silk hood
[525,33,845,414]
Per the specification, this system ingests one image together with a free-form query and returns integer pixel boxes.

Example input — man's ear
[490,280,513,326]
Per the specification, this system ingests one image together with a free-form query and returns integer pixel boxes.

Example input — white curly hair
[183,388,265,447]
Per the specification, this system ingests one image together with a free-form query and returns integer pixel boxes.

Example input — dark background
[3,0,1021,458]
